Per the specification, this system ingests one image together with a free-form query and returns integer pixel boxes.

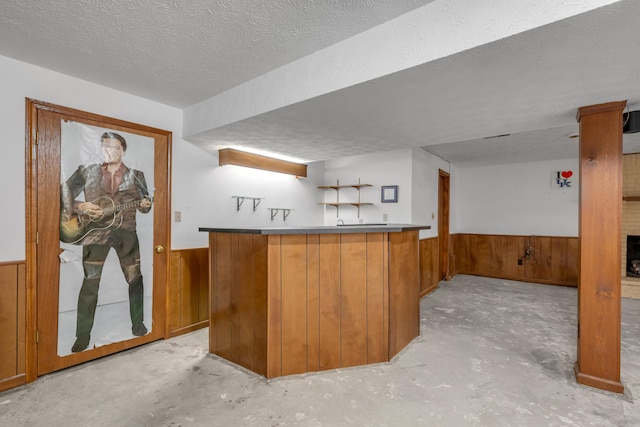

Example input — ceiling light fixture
[218,148,307,177]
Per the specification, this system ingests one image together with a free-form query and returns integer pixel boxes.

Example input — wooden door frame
[438,170,450,281]
[24,99,172,381]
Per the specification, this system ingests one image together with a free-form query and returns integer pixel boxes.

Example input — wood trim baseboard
[574,362,624,394]
[168,320,209,338]
[419,284,438,299]
[0,374,26,393]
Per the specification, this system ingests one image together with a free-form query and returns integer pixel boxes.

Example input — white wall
[322,148,452,239]
[457,159,579,236]
[411,148,459,239]
[171,146,324,249]
[0,55,174,261]
[322,149,413,226]
[1,53,577,262]
[0,54,324,261]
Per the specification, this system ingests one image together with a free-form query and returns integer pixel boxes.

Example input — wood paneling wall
[0,262,26,392]
[210,233,269,375]
[419,237,440,297]
[388,231,420,358]
[271,232,391,376]
[168,248,209,337]
[452,234,578,287]
[208,231,420,378]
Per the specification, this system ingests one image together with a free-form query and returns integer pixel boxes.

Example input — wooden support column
[574,100,626,394]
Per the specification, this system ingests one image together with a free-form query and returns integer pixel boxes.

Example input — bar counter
[199,224,429,378]
[199,223,428,235]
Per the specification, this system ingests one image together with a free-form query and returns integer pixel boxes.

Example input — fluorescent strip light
[218,148,307,177]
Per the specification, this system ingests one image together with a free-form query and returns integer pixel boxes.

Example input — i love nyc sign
[552,170,574,189]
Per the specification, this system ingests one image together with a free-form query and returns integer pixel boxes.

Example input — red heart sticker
[561,171,572,179]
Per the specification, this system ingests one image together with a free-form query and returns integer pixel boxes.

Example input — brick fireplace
[626,235,640,277]
[622,153,640,298]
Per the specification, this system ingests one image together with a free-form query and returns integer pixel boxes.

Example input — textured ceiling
[1,0,638,167]
[186,0,640,164]
[0,0,433,108]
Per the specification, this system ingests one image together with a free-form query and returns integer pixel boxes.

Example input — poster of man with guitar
[60,129,153,353]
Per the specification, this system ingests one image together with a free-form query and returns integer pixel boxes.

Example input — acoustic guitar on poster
[60,195,153,244]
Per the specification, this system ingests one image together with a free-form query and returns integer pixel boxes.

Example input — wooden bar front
[207,229,420,378]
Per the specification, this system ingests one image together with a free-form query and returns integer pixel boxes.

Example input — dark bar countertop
[199,224,430,235]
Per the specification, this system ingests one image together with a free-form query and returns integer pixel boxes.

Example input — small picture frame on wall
[381,185,398,203]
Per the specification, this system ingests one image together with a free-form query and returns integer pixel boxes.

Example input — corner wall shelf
[318,179,372,218]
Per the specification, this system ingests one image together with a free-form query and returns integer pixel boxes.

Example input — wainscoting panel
[168,248,209,337]
[452,234,578,287]
[0,261,26,392]
[419,237,440,298]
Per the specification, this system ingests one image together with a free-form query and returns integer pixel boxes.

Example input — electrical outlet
[174,211,182,222]
[382,213,388,222]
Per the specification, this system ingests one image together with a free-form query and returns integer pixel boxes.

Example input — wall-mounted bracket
[269,208,294,221]
[232,196,264,212]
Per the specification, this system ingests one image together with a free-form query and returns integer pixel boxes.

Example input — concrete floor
[1,275,639,426]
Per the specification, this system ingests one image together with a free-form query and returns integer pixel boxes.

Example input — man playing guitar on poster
[60,131,152,352]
